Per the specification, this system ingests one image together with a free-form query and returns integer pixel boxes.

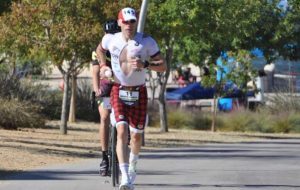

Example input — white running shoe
[129,161,137,184]
[119,182,134,190]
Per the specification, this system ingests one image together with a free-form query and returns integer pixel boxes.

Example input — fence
[264,70,300,93]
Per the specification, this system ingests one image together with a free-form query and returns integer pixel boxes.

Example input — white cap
[118,7,137,22]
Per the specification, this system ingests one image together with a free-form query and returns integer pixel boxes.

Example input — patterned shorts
[110,83,147,132]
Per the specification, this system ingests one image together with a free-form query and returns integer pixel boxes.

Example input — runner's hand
[94,88,102,97]
[100,66,112,78]
[128,56,143,70]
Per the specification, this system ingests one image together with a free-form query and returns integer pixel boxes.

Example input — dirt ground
[1,120,300,179]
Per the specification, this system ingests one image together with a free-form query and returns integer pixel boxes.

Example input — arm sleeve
[147,36,160,58]
[101,33,113,51]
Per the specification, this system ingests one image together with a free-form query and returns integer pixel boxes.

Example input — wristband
[144,60,150,68]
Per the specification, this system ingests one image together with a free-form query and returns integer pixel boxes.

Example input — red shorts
[110,83,148,132]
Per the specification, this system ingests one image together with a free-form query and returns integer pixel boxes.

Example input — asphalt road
[1,139,300,190]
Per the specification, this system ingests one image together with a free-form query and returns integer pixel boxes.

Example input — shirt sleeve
[101,33,113,52]
[147,36,160,58]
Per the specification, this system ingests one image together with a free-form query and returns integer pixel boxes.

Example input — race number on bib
[119,89,139,105]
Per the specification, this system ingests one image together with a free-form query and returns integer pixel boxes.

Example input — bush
[0,72,62,120]
[0,98,45,129]
[149,101,300,134]
[273,112,300,133]
[0,73,22,99]
[218,111,274,133]
[147,102,161,127]
[76,79,100,122]
[167,107,211,130]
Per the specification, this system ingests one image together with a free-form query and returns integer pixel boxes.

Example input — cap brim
[122,16,137,22]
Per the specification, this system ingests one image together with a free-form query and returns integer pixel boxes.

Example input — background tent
[166,83,215,100]
[166,83,254,101]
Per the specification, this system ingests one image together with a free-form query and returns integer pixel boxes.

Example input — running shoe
[99,158,109,176]
[119,182,134,190]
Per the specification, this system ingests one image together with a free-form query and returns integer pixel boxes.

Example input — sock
[129,152,138,183]
[102,151,108,160]
[119,163,129,183]
[129,152,139,164]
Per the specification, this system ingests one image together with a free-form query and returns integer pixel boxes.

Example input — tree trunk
[159,92,168,132]
[158,74,169,133]
[150,77,156,105]
[211,95,217,132]
[68,74,77,123]
[159,44,172,133]
[60,73,70,135]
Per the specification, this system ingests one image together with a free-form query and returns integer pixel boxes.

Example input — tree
[146,0,188,132]
[269,0,300,61]
[0,0,12,15]
[0,1,44,76]
[37,0,104,134]
[146,0,275,131]
[0,0,104,134]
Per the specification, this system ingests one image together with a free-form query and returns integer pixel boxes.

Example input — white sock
[119,163,129,183]
[129,152,139,163]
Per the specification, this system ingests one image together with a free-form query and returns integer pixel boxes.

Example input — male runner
[97,7,166,190]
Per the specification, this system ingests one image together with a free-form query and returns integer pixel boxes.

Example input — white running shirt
[101,32,160,86]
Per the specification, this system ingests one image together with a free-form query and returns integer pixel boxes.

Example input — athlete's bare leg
[116,123,130,164]
[99,106,110,151]
[116,123,131,185]
[98,105,110,176]
[130,132,142,155]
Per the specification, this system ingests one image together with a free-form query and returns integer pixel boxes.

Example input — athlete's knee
[100,114,110,124]
[131,133,142,144]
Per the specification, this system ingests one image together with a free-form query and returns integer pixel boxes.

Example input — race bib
[119,89,139,105]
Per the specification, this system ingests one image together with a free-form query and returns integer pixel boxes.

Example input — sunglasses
[122,20,136,24]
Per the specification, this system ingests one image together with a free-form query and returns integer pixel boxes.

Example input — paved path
[1,139,300,190]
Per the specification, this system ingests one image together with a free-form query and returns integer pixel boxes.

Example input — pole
[137,0,149,33]
[137,0,149,146]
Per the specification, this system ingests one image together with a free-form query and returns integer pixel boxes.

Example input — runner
[97,7,166,190]
[92,19,120,176]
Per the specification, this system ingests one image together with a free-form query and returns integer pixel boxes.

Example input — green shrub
[167,107,211,130]
[212,110,275,133]
[273,112,300,133]
[0,74,22,99]
[218,112,253,132]
[168,109,192,129]
[190,113,211,130]
[149,103,300,134]
[76,79,100,122]
[290,114,300,133]
[0,73,62,119]
[147,102,161,127]
[0,98,45,129]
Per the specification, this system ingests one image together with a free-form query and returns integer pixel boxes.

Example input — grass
[165,100,300,134]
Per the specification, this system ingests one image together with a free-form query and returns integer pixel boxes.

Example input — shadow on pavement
[1,170,98,181]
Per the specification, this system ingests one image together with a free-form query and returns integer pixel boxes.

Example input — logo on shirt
[112,46,120,53]
[111,53,119,59]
